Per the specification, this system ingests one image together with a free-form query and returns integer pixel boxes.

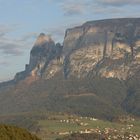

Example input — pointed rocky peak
[34,33,54,46]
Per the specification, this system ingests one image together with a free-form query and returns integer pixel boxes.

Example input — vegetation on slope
[122,72,140,116]
[0,124,41,140]
[0,74,139,120]
[36,113,140,140]
[0,76,128,120]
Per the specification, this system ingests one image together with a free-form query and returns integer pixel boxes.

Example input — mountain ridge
[0,18,140,119]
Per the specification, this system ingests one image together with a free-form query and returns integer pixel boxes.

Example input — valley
[0,112,139,140]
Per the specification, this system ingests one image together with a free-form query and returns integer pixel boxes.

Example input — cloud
[53,0,91,16]
[0,24,36,56]
[52,0,140,17]
[44,26,65,42]
[0,60,10,66]
[89,3,124,15]
[0,25,25,56]
[0,38,24,56]
[98,0,140,6]
[60,2,86,16]
[19,32,38,42]
[0,45,23,56]
[0,33,31,56]
[0,24,14,37]
[43,22,83,42]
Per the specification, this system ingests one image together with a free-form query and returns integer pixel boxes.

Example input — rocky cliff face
[15,18,140,82]
[14,33,63,82]
[0,18,140,119]
[63,18,140,80]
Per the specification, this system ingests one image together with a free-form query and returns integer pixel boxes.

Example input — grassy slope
[0,76,128,120]
[0,112,139,140]
[36,114,140,140]
[0,72,139,120]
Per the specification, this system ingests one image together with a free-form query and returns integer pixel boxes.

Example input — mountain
[0,18,140,120]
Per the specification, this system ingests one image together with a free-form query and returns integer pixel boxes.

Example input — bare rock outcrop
[14,33,63,82]
[63,18,140,79]
[14,18,140,81]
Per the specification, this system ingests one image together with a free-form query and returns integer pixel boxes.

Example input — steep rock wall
[63,18,140,79]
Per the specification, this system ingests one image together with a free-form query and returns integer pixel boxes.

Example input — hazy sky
[0,0,140,81]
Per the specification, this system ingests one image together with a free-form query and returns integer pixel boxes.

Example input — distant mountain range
[0,18,140,120]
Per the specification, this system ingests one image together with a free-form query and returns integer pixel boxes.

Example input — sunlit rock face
[15,18,140,82]
[14,33,63,81]
[63,18,140,79]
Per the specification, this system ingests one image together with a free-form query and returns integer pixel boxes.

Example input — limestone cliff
[63,18,140,80]
[15,18,140,82]
[14,33,63,82]
[0,18,140,118]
